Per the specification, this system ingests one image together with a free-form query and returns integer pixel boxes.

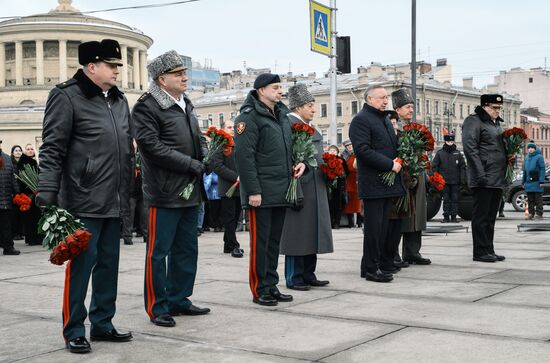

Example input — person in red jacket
[342,140,362,228]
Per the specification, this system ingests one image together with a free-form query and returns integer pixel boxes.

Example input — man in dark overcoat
[349,85,405,283]
[462,94,507,263]
[280,84,333,291]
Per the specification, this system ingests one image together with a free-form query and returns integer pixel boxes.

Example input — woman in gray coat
[280,84,333,290]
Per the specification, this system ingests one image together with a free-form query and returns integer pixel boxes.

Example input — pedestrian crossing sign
[310,0,331,56]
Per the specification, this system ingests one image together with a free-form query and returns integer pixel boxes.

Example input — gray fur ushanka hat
[147,50,187,80]
[288,83,315,110]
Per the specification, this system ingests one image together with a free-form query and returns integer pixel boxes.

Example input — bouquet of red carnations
[502,127,528,183]
[285,123,318,204]
[16,165,91,265]
[40,209,92,265]
[320,152,345,197]
[180,126,234,200]
[428,171,446,192]
[13,193,32,211]
[380,123,435,186]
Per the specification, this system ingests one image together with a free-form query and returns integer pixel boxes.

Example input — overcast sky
[3,0,550,87]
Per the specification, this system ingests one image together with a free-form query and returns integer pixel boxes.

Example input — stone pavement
[1,208,550,362]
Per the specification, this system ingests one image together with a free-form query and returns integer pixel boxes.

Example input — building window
[467,105,471,115]
[425,100,431,114]
[218,113,224,125]
[321,104,327,117]
[337,128,343,145]
[536,129,539,139]
[460,104,463,118]
[435,101,440,115]
[416,99,421,114]
[351,100,358,115]
[529,77,533,83]
[321,129,328,144]
[532,129,535,139]
[444,102,449,113]
[435,126,441,142]
[207,113,213,126]
[230,112,236,120]
[336,102,343,117]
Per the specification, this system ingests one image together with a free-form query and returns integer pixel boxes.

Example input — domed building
[0,0,153,150]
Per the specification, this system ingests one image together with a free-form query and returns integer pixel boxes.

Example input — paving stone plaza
[1,208,549,362]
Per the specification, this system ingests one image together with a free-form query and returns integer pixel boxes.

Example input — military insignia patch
[236,122,246,134]
[497,96,502,102]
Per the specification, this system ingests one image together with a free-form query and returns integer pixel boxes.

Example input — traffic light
[336,36,351,74]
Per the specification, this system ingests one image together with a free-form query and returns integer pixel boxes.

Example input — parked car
[507,166,550,211]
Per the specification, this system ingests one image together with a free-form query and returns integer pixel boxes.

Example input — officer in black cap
[432,132,467,223]
[462,94,507,263]
[37,39,133,353]
[234,73,306,306]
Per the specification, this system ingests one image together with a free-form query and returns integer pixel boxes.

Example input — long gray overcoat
[280,114,334,256]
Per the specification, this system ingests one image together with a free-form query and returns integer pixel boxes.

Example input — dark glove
[477,176,488,187]
[188,159,205,177]
[203,159,213,175]
[35,191,57,208]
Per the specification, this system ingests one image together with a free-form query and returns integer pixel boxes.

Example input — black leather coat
[132,83,207,208]
[38,70,132,218]
[462,106,507,189]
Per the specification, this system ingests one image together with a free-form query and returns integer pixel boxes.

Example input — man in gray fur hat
[132,50,211,328]
[280,84,333,291]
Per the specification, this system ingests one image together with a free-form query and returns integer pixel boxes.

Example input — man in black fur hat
[37,39,133,353]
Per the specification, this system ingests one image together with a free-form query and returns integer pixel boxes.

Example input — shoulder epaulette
[241,107,253,114]
[137,92,151,102]
[56,78,77,89]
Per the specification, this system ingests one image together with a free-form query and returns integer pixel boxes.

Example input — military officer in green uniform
[234,73,305,306]
[37,39,133,354]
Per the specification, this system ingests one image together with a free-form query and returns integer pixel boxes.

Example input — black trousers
[402,231,423,260]
[21,203,42,245]
[208,199,222,229]
[221,196,242,251]
[122,197,148,240]
[285,254,317,287]
[0,209,14,250]
[527,192,544,216]
[384,219,402,268]
[361,198,393,274]
[248,207,286,298]
[328,191,343,228]
[471,187,502,257]
[443,184,460,217]
[11,208,23,238]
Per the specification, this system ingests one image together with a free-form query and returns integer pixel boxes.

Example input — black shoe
[365,270,393,283]
[405,257,432,265]
[498,213,505,218]
[151,314,176,327]
[360,271,366,278]
[307,279,330,287]
[287,284,311,291]
[473,254,497,263]
[214,227,223,232]
[230,247,244,258]
[253,294,278,306]
[393,260,409,268]
[450,216,458,223]
[3,248,20,255]
[492,254,506,261]
[172,304,210,316]
[441,216,450,223]
[66,336,91,354]
[90,328,133,342]
[197,229,202,237]
[270,290,293,302]
[123,238,133,245]
[380,266,401,274]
